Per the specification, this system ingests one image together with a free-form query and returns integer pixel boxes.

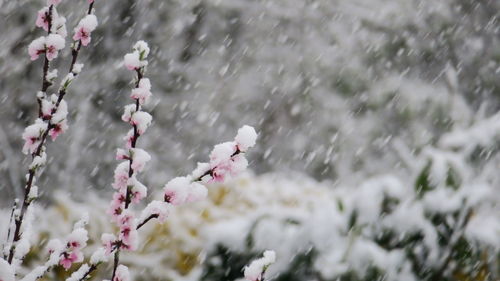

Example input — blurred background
[0,0,499,280]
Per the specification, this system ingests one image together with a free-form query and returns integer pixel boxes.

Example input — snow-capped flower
[133,40,150,59]
[130,111,152,135]
[112,162,130,190]
[52,14,67,38]
[49,99,69,140]
[130,78,152,104]
[35,7,50,31]
[66,228,88,250]
[124,129,135,149]
[101,233,117,255]
[113,265,130,281]
[123,51,143,71]
[29,151,47,170]
[45,34,66,61]
[130,148,151,172]
[121,104,137,123]
[73,14,98,46]
[116,148,129,160]
[210,142,237,167]
[22,119,48,154]
[117,211,138,251]
[49,121,68,140]
[140,201,171,224]
[60,250,83,270]
[244,250,276,281]
[235,125,257,152]
[28,37,46,61]
[230,154,249,175]
[127,176,147,204]
[163,177,191,205]
[41,98,55,119]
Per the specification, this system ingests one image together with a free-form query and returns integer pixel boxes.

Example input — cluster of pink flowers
[21,98,68,155]
[30,0,67,61]
[43,218,89,273]
[73,14,98,46]
[161,125,257,206]
[58,228,88,269]
[23,0,99,160]
[28,34,65,61]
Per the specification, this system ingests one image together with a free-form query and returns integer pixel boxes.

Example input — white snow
[235,125,257,152]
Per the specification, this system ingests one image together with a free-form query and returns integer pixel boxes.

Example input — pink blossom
[116,148,130,160]
[163,177,190,205]
[121,104,136,123]
[210,142,237,167]
[66,228,88,250]
[35,7,50,31]
[88,0,95,3]
[28,37,46,61]
[40,99,54,119]
[101,233,117,255]
[112,162,129,190]
[117,211,138,251]
[73,15,98,46]
[124,129,135,149]
[130,87,151,105]
[128,176,147,204]
[107,193,125,221]
[130,78,152,104]
[45,34,66,61]
[59,250,82,270]
[49,121,68,141]
[130,111,152,135]
[22,119,48,154]
[130,148,151,172]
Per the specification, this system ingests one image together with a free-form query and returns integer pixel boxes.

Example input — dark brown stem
[136,214,158,230]
[111,250,120,280]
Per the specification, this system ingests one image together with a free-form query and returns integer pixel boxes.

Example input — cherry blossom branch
[107,41,152,281]
[19,215,89,281]
[6,0,99,266]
